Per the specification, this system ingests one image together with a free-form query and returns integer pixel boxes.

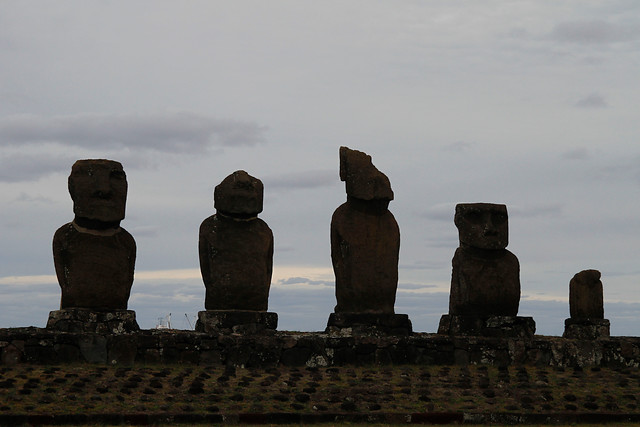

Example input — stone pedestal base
[46,309,139,334]
[195,310,278,334]
[325,312,412,336]
[563,318,610,340]
[438,315,535,339]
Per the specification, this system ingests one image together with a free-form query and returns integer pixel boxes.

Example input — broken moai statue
[327,147,411,336]
[196,170,277,334]
[563,269,610,339]
[438,203,535,338]
[48,159,138,333]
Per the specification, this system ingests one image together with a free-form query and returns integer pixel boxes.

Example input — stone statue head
[455,203,508,250]
[339,146,394,201]
[214,170,264,217]
[68,159,127,224]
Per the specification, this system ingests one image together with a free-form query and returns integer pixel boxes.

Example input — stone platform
[438,315,536,339]
[2,327,640,367]
[563,318,610,340]
[325,313,412,336]
[195,310,278,334]
[46,309,139,334]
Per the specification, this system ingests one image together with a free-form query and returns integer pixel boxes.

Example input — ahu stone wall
[2,327,640,369]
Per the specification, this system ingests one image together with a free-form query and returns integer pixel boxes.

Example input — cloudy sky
[1,1,639,336]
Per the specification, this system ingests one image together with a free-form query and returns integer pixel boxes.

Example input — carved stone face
[340,146,394,201]
[214,170,263,216]
[68,159,127,223]
[455,203,508,250]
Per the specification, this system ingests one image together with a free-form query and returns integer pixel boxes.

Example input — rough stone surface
[68,159,128,223]
[331,147,400,314]
[214,170,263,217]
[339,146,393,201]
[2,327,640,368]
[195,310,278,334]
[437,315,536,339]
[448,203,520,318]
[53,159,136,310]
[455,203,509,250]
[326,313,412,336]
[46,309,140,334]
[569,269,604,319]
[199,171,273,311]
[564,318,611,340]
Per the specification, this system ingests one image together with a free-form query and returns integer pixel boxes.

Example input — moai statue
[48,159,139,333]
[326,147,412,335]
[438,203,535,338]
[196,170,277,334]
[563,269,610,339]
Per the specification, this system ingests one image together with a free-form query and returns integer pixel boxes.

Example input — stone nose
[93,175,113,199]
[483,217,498,236]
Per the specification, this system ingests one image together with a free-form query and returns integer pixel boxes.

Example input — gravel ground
[1,364,640,424]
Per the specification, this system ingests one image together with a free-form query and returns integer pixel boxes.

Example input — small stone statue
[439,203,534,338]
[569,269,604,319]
[327,147,411,335]
[49,159,138,333]
[449,203,520,317]
[196,170,277,333]
[564,269,610,339]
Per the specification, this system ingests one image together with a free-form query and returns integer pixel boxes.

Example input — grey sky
[1,1,639,335]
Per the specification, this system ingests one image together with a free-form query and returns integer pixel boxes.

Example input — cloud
[549,20,640,44]
[400,261,449,271]
[0,112,267,152]
[575,93,608,109]
[424,236,458,249]
[397,282,438,291]
[277,276,333,287]
[561,147,590,160]
[12,192,55,204]
[441,141,474,152]
[420,203,455,222]
[0,112,268,182]
[509,203,563,218]
[128,225,160,238]
[264,170,338,190]
[0,152,72,183]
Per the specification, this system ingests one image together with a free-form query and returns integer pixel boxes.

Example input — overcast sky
[1,1,639,336]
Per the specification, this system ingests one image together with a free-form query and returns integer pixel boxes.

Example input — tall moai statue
[563,269,610,339]
[438,203,535,338]
[326,146,412,335]
[48,159,139,333]
[196,170,277,334]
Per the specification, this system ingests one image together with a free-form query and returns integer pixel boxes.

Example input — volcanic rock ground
[1,363,640,424]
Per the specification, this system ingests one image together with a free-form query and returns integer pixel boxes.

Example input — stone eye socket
[465,210,482,224]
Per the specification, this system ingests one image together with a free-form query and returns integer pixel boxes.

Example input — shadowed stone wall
[2,327,640,369]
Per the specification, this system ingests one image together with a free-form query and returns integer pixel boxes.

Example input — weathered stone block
[325,312,412,336]
[280,347,313,366]
[438,315,535,339]
[563,318,610,340]
[78,335,108,363]
[195,310,277,334]
[46,309,139,334]
[107,335,138,365]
